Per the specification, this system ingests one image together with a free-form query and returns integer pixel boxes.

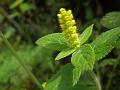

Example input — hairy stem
[96,62,100,80]
[105,59,119,90]
[0,31,42,89]
[90,72,101,90]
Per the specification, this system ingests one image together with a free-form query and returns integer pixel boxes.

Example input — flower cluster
[57,8,80,48]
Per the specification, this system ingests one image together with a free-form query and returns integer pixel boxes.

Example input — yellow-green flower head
[57,8,80,48]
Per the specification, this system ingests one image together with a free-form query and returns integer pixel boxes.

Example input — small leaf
[91,26,120,61]
[55,48,75,61]
[71,44,95,85]
[36,33,69,51]
[100,12,120,29]
[79,24,94,45]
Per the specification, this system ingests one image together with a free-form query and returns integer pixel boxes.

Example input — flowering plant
[36,8,120,90]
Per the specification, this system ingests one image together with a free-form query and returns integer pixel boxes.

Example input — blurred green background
[0,0,120,90]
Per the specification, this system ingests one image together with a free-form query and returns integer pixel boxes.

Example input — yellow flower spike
[67,29,76,34]
[69,26,76,29]
[57,8,80,48]
[60,9,66,16]
[67,10,72,15]
[60,24,65,30]
[59,19,63,24]
[66,21,72,26]
[57,14,62,19]
[70,14,73,19]
[71,20,76,25]
[64,16,71,21]
[74,40,79,45]
[69,30,76,34]
[66,21,75,27]
[60,8,66,12]
[71,33,77,39]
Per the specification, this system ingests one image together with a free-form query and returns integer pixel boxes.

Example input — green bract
[36,33,69,51]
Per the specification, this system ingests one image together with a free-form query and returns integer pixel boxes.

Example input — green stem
[0,31,43,89]
[96,62,100,81]
[90,72,101,90]
[105,60,119,90]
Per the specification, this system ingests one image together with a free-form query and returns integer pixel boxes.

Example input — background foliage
[0,0,120,90]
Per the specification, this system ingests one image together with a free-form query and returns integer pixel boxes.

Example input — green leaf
[91,26,120,61]
[72,44,95,70]
[55,48,75,61]
[44,64,100,90]
[44,64,73,90]
[71,44,95,85]
[36,33,69,51]
[100,12,120,29]
[79,24,94,45]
